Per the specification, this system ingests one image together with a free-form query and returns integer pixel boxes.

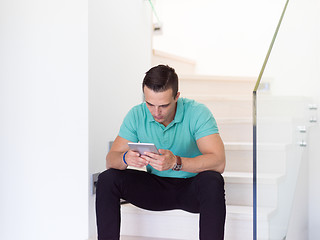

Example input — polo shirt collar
[174,98,184,123]
[146,104,155,123]
[145,98,184,124]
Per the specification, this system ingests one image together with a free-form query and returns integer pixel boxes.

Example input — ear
[175,92,180,101]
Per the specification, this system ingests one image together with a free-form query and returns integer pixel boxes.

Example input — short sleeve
[192,104,219,140]
[118,108,139,142]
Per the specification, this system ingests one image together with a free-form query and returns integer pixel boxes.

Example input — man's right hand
[107,136,151,170]
[123,150,149,168]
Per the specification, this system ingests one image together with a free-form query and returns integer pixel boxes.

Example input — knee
[197,171,224,184]
[97,168,122,188]
[196,171,225,196]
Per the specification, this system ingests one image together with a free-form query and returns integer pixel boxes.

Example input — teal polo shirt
[119,98,219,178]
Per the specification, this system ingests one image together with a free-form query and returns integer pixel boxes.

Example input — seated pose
[96,65,226,240]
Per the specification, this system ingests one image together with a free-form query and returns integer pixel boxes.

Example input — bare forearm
[106,151,128,170]
[180,153,225,174]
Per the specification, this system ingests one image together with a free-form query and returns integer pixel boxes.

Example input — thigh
[110,169,179,211]
[177,171,225,213]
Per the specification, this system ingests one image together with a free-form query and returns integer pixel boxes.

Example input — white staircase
[120,51,260,240]
[120,70,267,239]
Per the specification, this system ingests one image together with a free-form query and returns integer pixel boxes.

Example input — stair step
[179,75,256,95]
[223,171,283,207]
[181,94,252,118]
[152,49,196,75]
[225,141,253,150]
[223,171,284,184]
[120,204,275,240]
[224,142,253,173]
[224,142,287,174]
[226,205,275,240]
[217,118,253,142]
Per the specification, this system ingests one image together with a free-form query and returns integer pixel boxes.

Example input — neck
[162,102,178,127]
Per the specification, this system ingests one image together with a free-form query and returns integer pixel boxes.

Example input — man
[96,65,226,240]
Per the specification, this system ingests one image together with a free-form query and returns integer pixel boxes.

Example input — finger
[133,160,148,168]
[140,154,149,162]
[131,162,146,168]
[141,154,156,164]
[129,150,141,157]
[148,161,160,171]
[127,153,146,167]
[144,151,161,160]
[137,157,149,166]
[149,157,164,169]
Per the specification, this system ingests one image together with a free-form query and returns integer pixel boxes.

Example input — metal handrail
[148,0,161,25]
[253,0,290,92]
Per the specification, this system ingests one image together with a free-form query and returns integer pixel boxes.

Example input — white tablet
[128,142,160,155]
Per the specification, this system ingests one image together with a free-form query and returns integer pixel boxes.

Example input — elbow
[216,156,226,174]
[105,154,112,170]
[206,153,225,174]
[208,158,225,174]
[217,162,225,174]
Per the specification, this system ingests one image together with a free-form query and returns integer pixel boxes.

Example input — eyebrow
[145,101,170,107]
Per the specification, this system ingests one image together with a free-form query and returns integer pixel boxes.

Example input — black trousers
[96,169,226,240]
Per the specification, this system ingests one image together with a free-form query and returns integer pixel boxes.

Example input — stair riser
[121,210,199,240]
[218,121,253,142]
[120,207,270,240]
[225,149,253,172]
[182,96,252,118]
[180,80,255,96]
[225,148,286,174]
[225,183,278,207]
[225,216,269,240]
[120,207,259,240]
[208,101,251,119]
[152,50,196,75]
[224,218,253,240]
[218,120,294,143]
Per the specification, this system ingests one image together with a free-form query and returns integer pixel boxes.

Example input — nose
[154,106,161,116]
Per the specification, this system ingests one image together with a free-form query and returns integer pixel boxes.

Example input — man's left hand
[141,149,176,171]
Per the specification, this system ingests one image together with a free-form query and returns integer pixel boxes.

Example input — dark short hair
[142,65,178,97]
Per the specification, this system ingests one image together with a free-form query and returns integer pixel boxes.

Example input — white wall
[264,0,320,98]
[88,0,152,238]
[152,0,286,77]
[0,1,88,240]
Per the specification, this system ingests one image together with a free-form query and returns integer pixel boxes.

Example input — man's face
[143,86,180,127]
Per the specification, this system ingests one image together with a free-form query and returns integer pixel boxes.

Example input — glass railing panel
[253,0,318,239]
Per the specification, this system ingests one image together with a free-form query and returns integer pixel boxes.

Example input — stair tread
[223,171,284,184]
[224,141,287,150]
[152,49,196,65]
[227,205,275,220]
[224,142,253,150]
[216,117,252,123]
[121,203,275,220]
[181,94,252,101]
[180,74,256,82]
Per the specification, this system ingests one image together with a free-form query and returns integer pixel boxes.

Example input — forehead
[143,86,174,105]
